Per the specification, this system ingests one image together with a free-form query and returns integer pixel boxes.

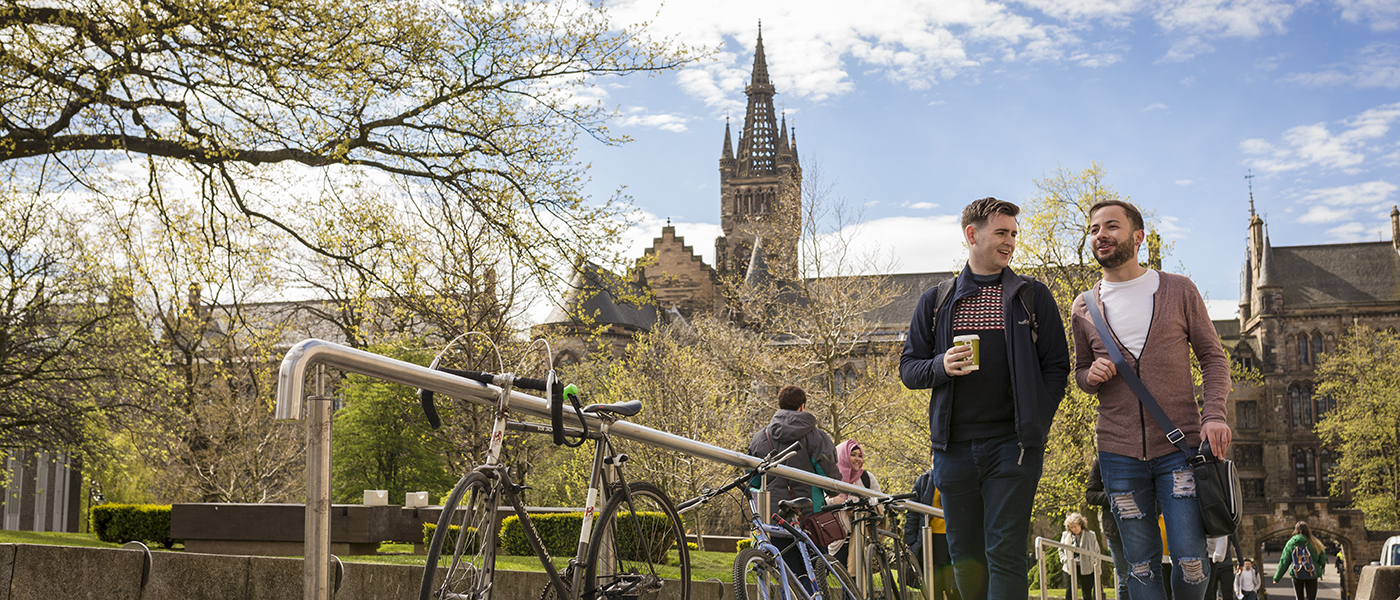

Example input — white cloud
[1142,102,1170,112]
[1152,0,1295,41]
[1175,179,1194,186]
[1324,221,1370,241]
[1205,299,1239,321]
[1297,204,1352,223]
[832,215,968,274]
[907,201,938,209]
[1300,179,1398,207]
[1282,43,1400,89]
[1180,75,1196,86]
[617,111,692,132]
[1156,215,1190,239]
[1242,102,1400,174]
[1332,0,1400,31]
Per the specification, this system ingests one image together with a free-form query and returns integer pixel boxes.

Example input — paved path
[1259,551,1344,600]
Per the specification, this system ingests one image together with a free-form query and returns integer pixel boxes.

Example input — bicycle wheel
[421,471,499,600]
[822,559,859,600]
[586,481,691,600]
[865,544,900,600]
[893,541,923,592]
[734,547,784,600]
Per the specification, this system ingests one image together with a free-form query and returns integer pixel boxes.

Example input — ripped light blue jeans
[1099,450,1209,600]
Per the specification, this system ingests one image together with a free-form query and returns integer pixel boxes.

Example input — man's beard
[1095,240,1137,269]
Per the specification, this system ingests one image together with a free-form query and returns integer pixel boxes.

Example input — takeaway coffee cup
[953,334,980,371]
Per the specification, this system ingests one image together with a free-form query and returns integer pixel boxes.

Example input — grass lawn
[0,530,127,549]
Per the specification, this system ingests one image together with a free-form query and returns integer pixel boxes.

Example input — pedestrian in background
[1273,521,1326,600]
[1059,512,1101,600]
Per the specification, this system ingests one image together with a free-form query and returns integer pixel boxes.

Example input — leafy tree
[0,0,690,283]
[1315,326,1400,529]
[332,345,456,504]
[0,183,166,466]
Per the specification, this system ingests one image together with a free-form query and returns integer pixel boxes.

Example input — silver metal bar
[274,339,943,517]
[922,525,934,600]
[304,366,332,600]
[1034,537,1115,600]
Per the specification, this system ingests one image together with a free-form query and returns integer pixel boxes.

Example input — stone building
[1,451,82,532]
[1224,203,1400,588]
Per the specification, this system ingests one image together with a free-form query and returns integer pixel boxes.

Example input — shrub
[608,511,676,563]
[90,504,176,548]
[500,513,583,556]
[687,542,698,551]
[422,523,481,554]
[737,538,753,552]
[1029,549,1065,589]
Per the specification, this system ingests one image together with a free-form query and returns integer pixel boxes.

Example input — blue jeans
[1106,526,1131,600]
[1099,450,1209,600]
[934,434,1043,600]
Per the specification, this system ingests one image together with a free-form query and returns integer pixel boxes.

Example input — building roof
[1271,242,1400,307]
[541,261,659,330]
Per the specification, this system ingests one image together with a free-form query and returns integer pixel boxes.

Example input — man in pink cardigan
[1070,199,1232,600]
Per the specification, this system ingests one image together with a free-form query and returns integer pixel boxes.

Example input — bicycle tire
[824,559,860,600]
[734,547,784,600]
[586,481,691,600]
[421,471,499,600]
[865,543,899,600]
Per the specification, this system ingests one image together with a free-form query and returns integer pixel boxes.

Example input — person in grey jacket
[748,384,840,516]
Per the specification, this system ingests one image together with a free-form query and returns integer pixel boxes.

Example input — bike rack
[274,338,945,600]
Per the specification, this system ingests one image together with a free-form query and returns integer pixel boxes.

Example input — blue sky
[567,0,1400,321]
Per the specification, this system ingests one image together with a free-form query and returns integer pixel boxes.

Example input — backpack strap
[1017,274,1040,345]
[930,277,957,326]
[860,470,871,488]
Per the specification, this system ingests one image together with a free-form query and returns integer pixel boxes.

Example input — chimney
[1391,205,1399,251]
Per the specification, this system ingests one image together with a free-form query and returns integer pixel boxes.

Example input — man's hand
[943,343,975,376]
[1202,421,1232,457]
[1084,357,1118,386]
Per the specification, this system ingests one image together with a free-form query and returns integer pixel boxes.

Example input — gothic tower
[715,25,802,282]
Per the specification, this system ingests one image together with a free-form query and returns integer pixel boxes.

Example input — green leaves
[1315,326,1400,529]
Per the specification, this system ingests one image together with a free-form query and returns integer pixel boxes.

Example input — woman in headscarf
[828,439,882,561]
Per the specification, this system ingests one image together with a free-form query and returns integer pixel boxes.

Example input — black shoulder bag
[1081,289,1242,537]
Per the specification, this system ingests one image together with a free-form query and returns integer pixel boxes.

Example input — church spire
[739,23,779,177]
[722,117,734,160]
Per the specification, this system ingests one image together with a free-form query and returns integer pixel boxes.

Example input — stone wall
[0,543,727,600]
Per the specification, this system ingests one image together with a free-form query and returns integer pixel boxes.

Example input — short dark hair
[1088,199,1145,232]
[777,385,807,410]
[961,197,1020,230]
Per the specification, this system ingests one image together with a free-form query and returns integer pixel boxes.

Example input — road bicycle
[844,494,922,600]
[677,442,860,600]
[416,336,689,600]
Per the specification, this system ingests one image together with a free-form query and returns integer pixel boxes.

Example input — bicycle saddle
[778,498,813,513]
[581,400,642,417]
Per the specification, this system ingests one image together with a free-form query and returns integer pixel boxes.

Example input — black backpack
[929,274,1041,343]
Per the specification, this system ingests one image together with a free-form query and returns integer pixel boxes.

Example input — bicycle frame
[738,488,858,600]
[441,378,626,600]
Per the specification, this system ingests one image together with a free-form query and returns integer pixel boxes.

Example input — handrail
[273,338,945,600]
[1034,536,1114,600]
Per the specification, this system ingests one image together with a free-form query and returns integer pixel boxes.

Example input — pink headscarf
[836,439,864,484]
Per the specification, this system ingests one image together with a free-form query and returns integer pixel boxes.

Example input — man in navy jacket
[900,197,1070,600]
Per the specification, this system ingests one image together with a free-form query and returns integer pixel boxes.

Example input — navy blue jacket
[899,265,1070,451]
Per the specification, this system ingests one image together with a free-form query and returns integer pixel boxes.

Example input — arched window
[1290,384,1305,428]
[1314,390,1336,420]
[1298,333,1310,366]
[1311,332,1324,366]
[1300,383,1313,427]
[1294,446,1317,497]
[1320,449,1337,495]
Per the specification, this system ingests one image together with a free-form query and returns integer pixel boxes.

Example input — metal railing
[273,338,946,600]
[1034,536,1116,600]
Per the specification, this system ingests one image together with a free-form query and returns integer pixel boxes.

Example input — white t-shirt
[1100,270,1159,359]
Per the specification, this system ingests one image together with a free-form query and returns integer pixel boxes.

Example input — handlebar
[676,441,803,513]
[415,366,565,431]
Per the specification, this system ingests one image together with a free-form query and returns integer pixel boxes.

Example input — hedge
[90,504,176,548]
[422,523,482,555]
[737,537,753,552]
[426,511,676,563]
